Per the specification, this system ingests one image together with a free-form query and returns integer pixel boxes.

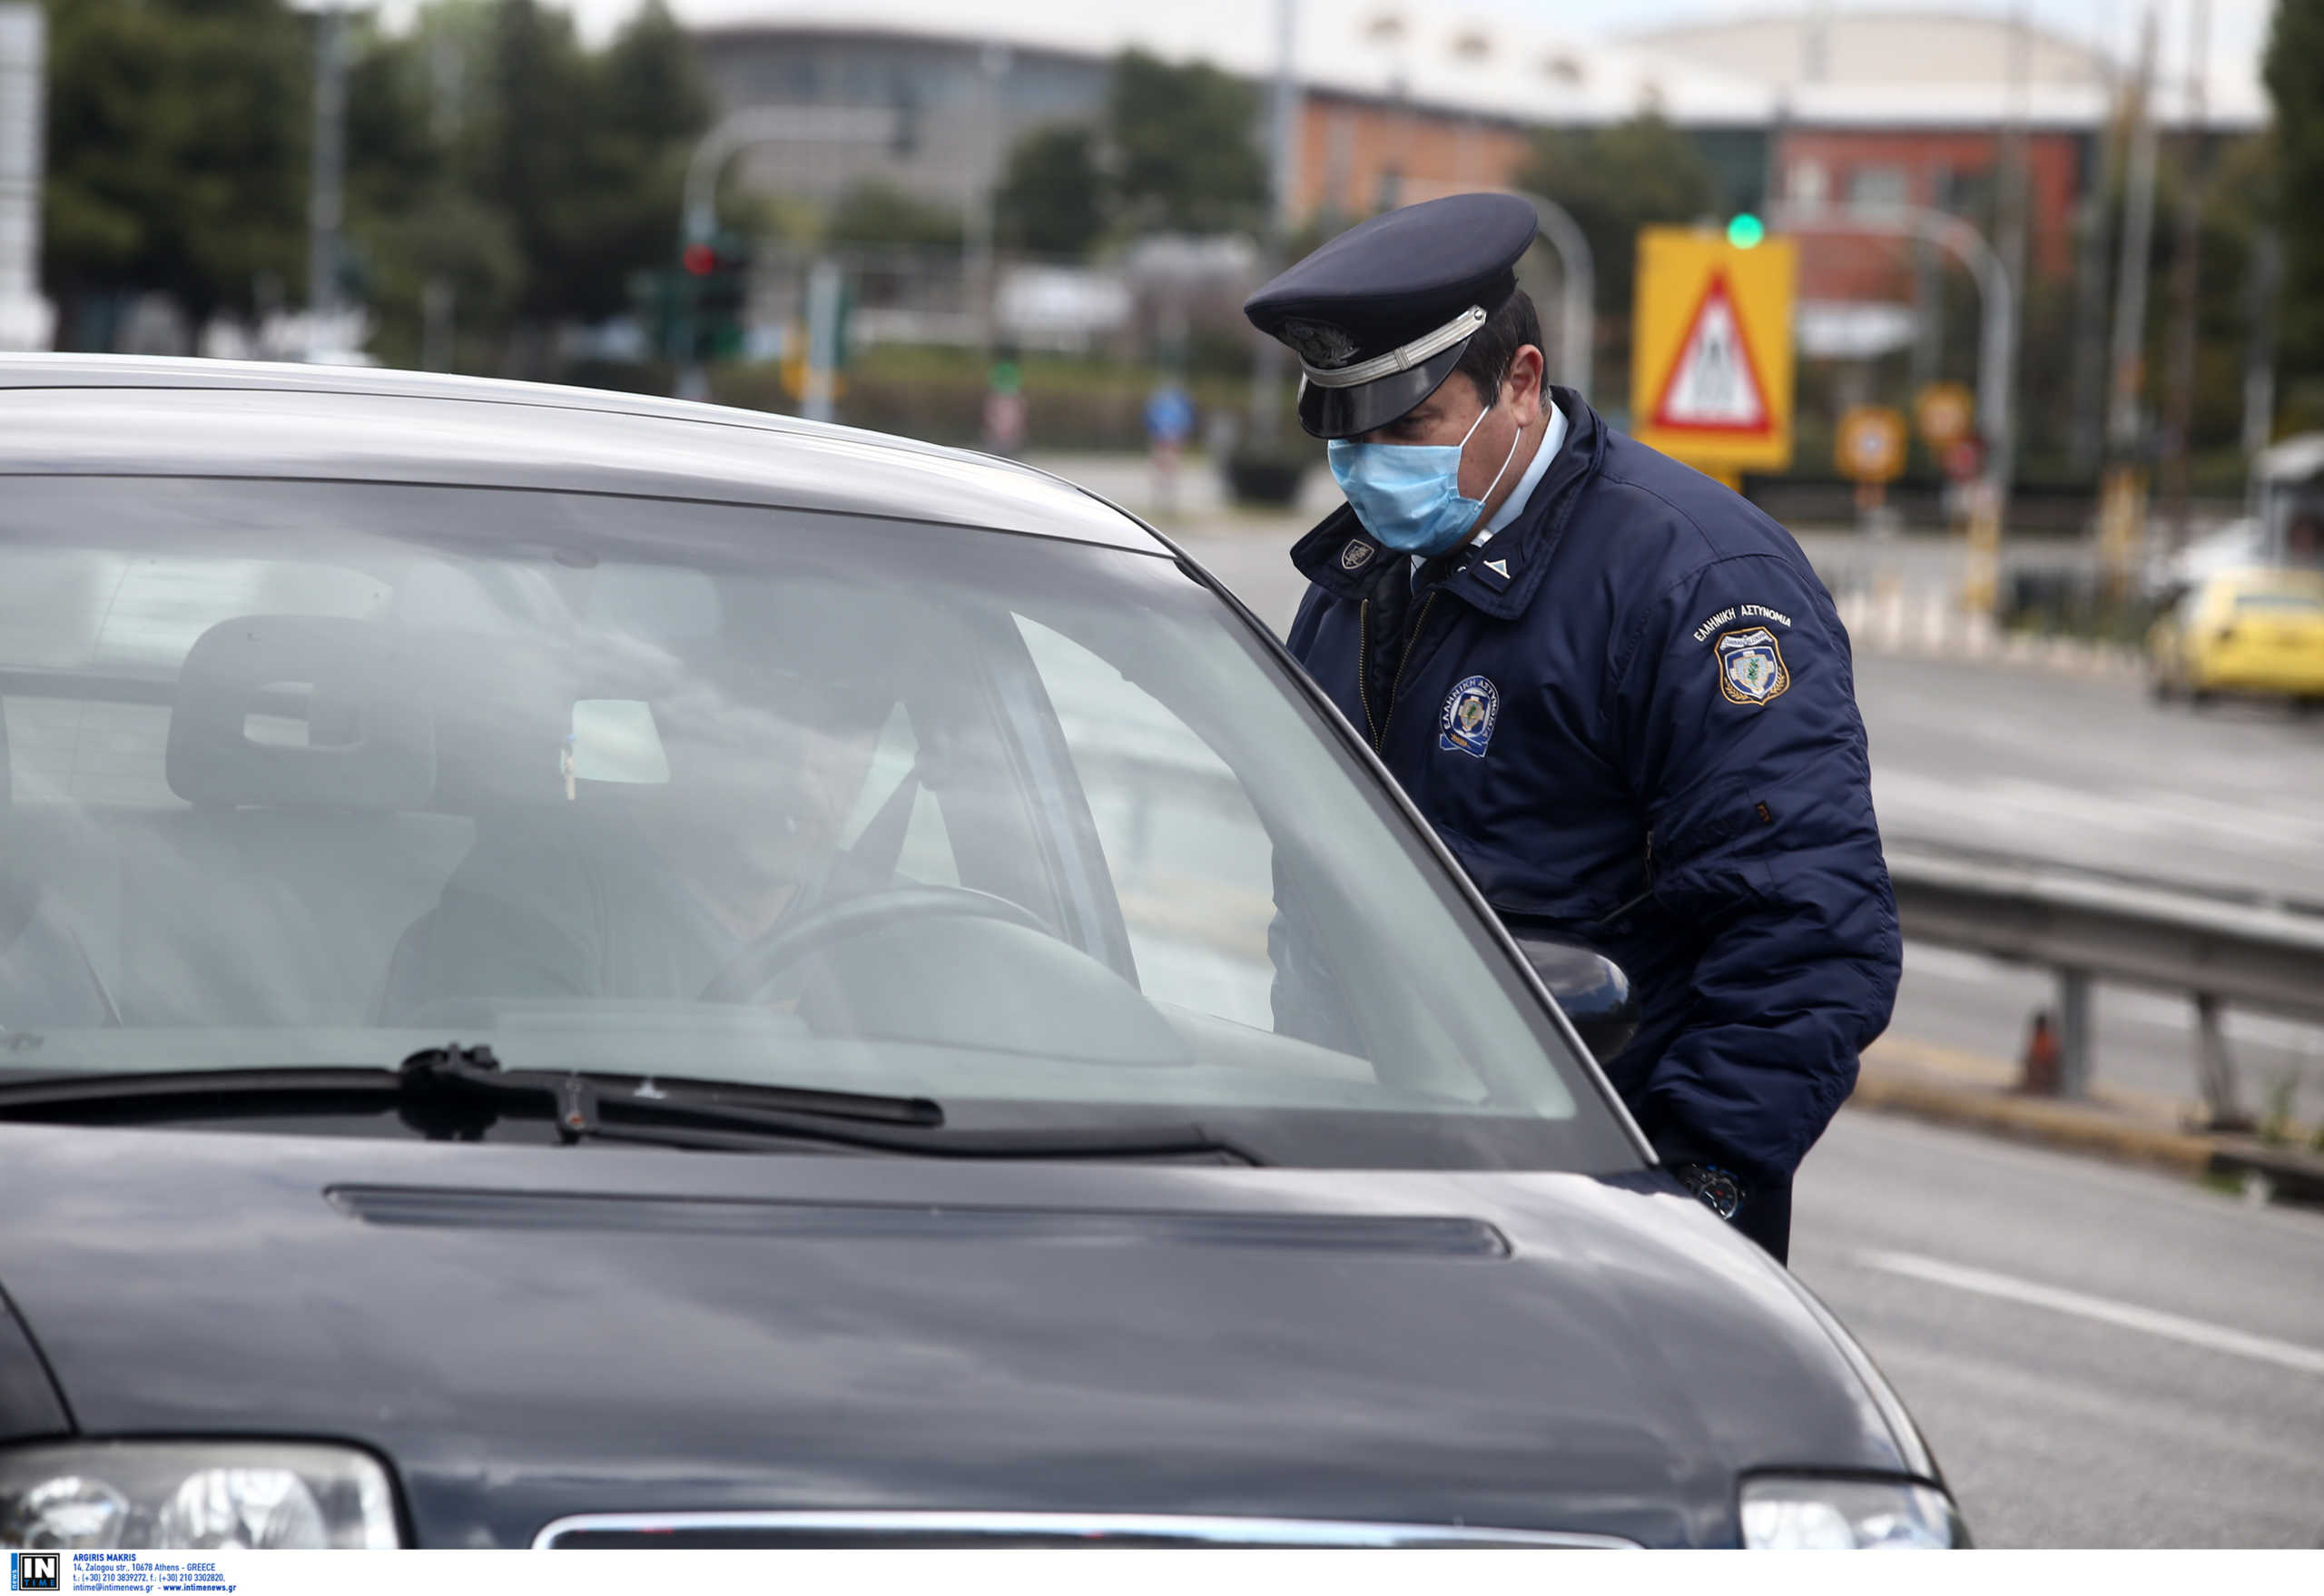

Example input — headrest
[167,617,435,809]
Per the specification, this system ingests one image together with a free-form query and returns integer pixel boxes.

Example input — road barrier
[1886,844,2324,1126]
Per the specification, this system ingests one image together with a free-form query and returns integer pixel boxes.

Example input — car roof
[0,354,1168,555]
[2203,566,2324,594]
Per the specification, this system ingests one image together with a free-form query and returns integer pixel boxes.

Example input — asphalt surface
[1793,1110,2324,1548]
[1170,523,2324,1128]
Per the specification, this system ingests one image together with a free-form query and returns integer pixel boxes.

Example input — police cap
[1243,192,1539,440]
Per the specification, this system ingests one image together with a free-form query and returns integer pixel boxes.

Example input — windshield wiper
[0,1046,1266,1165]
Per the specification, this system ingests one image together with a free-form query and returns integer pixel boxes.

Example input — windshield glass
[0,478,1631,1169]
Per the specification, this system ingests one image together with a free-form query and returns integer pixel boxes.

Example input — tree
[824,182,964,250]
[2265,0,2324,393]
[343,0,712,370]
[40,0,310,338]
[996,124,1107,257]
[1108,50,1265,234]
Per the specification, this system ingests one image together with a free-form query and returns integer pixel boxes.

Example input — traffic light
[1726,212,1767,250]
[683,233,753,363]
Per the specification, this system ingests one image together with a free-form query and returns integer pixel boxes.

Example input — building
[1628,11,2266,357]
[685,1,1778,228]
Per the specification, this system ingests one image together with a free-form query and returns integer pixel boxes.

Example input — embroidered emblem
[1692,603,1792,644]
[1439,675,1500,757]
[1339,539,1375,571]
[1482,557,1510,578]
[1715,626,1790,705]
[1280,317,1361,369]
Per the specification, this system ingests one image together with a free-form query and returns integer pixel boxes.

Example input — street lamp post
[1772,202,2018,606]
[1502,190,1595,401]
[294,0,372,351]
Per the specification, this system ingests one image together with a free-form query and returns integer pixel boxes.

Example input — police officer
[1246,193,1899,1263]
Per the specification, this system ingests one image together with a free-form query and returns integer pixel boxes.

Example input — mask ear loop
[1460,391,1524,525]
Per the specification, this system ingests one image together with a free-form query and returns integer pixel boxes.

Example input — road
[1794,1110,2324,1548]
[1170,524,2324,1128]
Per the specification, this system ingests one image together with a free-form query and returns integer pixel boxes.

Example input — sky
[374,0,2278,107]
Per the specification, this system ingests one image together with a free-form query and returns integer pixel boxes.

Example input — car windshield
[0,478,1632,1170]
[2230,589,2324,612]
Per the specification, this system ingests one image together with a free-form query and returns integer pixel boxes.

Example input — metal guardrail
[1886,844,2324,1125]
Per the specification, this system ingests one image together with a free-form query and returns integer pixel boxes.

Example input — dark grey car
[0,357,1960,1551]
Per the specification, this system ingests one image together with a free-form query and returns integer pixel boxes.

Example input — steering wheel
[698,884,1056,1005]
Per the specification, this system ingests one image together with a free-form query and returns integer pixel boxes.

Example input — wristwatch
[1672,1162,1747,1221]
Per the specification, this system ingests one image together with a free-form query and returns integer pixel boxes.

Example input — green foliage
[40,0,310,323]
[38,0,711,369]
[1515,116,1716,326]
[824,182,964,250]
[995,125,1108,258]
[2266,0,2324,378]
[1108,49,1266,233]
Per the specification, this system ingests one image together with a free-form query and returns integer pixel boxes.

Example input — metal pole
[2056,967,2094,1098]
[2191,992,2248,1129]
[966,41,1008,352]
[2107,8,2161,457]
[307,2,349,335]
[2241,229,2280,460]
[2161,0,2210,547]
[1505,190,1594,400]
[2068,69,2124,471]
[0,2,50,352]
[1249,0,1298,442]
[1773,204,2015,504]
[802,257,842,424]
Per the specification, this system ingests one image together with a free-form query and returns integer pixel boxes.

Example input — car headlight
[1740,1475,1966,1549]
[0,1443,401,1549]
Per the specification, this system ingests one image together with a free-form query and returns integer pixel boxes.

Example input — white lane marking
[1857,1250,2324,1378]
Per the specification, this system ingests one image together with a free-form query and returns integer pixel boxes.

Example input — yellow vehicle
[2149,567,2324,705]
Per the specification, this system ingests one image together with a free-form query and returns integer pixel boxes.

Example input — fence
[1886,843,2324,1126]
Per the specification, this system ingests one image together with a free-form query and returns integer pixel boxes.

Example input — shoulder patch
[1340,539,1375,571]
[1439,675,1500,757]
[1714,626,1790,705]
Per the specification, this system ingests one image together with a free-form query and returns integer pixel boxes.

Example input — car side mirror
[1512,934,1638,1063]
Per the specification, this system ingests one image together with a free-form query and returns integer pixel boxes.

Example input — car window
[1015,616,1272,1030]
[0,478,1630,1172]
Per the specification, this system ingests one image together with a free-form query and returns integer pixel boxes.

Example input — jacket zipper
[1361,593,1438,753]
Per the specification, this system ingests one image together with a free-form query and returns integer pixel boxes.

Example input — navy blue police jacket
[1281,389,1900,1187]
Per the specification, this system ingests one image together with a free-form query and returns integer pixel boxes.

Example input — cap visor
[1296,344,1472,439]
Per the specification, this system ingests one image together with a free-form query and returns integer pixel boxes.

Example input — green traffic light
[1727,213,1766,250]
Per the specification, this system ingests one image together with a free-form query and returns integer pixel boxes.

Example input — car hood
[0,1125,1911,1548]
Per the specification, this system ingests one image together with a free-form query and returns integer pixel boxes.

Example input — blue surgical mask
[1327,403,1521,557]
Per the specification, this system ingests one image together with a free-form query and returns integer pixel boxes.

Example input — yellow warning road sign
[1631,226,1796,476]
[1913,381,1974,450]
[1837,405,1907,483]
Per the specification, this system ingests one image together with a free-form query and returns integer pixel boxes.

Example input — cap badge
[1339,539,1375,571]
[1280,317,1361,370]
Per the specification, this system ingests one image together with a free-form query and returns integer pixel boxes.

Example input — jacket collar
[1287,387,1607,619]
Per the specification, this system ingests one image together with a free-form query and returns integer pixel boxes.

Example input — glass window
[1846,164,1908,213]
[0,478,1629,1171]
[1015,616,1273,1030]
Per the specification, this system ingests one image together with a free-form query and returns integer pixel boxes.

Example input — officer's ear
[1502,344,1547,426]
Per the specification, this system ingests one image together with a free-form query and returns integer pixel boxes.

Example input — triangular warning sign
[1650,272,1771,435]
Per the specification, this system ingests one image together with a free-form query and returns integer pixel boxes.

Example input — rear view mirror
[567,699,671,788]
[1512,935,1638,1063]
